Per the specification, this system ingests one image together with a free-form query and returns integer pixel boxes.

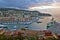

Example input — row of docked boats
[0,17,41,25]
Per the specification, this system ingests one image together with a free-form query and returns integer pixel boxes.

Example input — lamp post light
[13,25,17,31]
[25,26,28,35]
[24,27,29,40]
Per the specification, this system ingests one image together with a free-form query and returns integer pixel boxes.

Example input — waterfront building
[0,9,52,31]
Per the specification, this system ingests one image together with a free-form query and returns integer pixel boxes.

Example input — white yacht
[0,24,8,30]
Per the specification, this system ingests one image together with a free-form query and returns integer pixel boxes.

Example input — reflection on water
[31,16,52,30]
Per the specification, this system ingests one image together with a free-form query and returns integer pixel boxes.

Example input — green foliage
[0,34,58,40]
[45,38,58,40]
[21,27,26,30]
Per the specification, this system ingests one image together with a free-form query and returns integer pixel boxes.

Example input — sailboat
[36,21,42,23]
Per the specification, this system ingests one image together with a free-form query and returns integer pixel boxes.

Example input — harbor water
[0,16,52,31]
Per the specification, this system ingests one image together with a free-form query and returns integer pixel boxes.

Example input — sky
[0,0,60,9]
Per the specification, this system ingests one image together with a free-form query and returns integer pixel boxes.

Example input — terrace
[0,29,58,40]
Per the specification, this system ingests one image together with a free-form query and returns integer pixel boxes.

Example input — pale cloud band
[0,0,60,9]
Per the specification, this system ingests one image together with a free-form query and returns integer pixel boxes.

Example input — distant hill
[0,8,27,11]
[30,11,52,16]
[38,13,52,16]
[0,8,52,16]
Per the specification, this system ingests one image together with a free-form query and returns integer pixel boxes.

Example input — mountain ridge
[0,8,52,16]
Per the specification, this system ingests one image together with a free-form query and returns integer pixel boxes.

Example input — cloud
[0,0,60,9]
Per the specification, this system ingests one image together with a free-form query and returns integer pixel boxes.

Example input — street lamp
[13,25,17,31]
[24,27,28,36]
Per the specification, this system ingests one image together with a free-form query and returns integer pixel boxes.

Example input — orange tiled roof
[0,29,5,35]
[44,36,53,39]
[0,29,4,32]
[4,31,13,36]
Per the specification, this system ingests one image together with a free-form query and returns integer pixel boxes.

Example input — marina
[0,9,52,31]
